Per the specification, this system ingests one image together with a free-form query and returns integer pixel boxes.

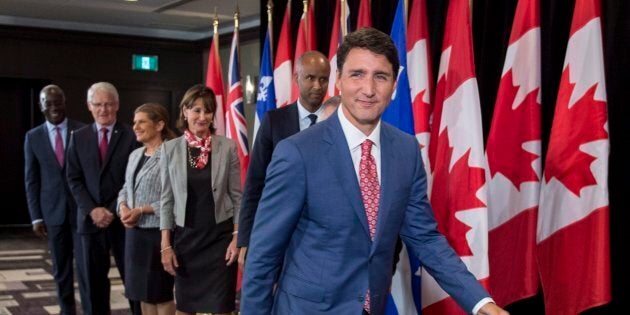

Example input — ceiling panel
[0,0,260,41]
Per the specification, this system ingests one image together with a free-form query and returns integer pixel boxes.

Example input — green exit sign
[132,54,158,72]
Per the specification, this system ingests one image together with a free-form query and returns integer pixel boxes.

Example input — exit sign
[132,54,158,72]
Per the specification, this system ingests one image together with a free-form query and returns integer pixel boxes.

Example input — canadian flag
[205,18,226,135]
[486,0,541,307]
[291,0,316,104]
[388,1,433,313]
[422,0,489,313]
[407,0,433,179]
[273,0,293,108]
[356,0,372,29]
[537,0,611,314]
[326,0,347,100]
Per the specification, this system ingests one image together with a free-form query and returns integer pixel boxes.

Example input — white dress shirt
[297,100,325,131]
[46,118,68,151]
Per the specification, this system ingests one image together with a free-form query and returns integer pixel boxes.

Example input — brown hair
[337,27,400,77]
[134,103,177,140]
[176,84,217,133]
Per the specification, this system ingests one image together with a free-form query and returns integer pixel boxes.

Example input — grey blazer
[117,145,163,228]
[160,135,241,230]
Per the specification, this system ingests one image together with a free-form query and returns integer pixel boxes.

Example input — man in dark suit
[241,28,508,315]
[66,82,140,315]
[237,50,330,265]
[24,85,87,315]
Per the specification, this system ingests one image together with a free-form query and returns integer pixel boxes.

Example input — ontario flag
[486,0,541,307]
[326,0,349,100]
[205,17,226,135]
[537,0,611,313]
[357,0,372,29]
[225,15,249,185]
[274,0,293,108]
[423,0,489,313]
[384,1,420,314]
[253,24,276,146]
[291,0,317,103]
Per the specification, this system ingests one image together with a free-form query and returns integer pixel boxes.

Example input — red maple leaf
[544,67,608,196]
[412,89,432,135]
[431,130,487,256]
[487,70,541,189]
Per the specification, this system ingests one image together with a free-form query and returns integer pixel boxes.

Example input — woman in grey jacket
[117,103,176,315]
[159,84,241,315]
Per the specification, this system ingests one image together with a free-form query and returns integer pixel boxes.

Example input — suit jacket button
[358,295,364,302]
[213,187,217,192]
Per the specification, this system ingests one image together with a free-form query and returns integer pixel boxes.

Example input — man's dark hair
[336,27,400,76]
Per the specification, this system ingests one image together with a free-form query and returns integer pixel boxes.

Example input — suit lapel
[211,136,222,188]
[37,124,62,170]
[101,122,123,171]
[287,103,300,134]
[372,125,396,254]
[323,115,371,239]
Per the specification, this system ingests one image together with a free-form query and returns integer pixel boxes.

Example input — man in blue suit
[237,50,330,265]
[66,82,140,315]
[24,85,87,315]
[241,28,508,315]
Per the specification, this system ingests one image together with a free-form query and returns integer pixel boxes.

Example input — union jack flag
[226,17,249,185]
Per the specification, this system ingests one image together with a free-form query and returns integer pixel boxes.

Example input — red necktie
[359,139,379,314]
[359,139,380,239]
[99,128,109,163]
[54,127,64,167]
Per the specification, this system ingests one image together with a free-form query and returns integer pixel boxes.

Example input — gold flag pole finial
[212,7,218,34]
[234,3,240,29]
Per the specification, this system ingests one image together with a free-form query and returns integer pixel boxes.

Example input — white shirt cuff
[472,297,495,314]
[32,219,44,225]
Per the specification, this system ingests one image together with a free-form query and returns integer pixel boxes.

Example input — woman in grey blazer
[117,103,177,315]
[159,84,241,315]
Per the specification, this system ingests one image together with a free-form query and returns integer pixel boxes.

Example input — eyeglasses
[89,102,117,109]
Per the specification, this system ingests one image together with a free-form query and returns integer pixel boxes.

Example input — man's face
[336,48,396,135]
[40,88,66,125]
[296,57,330,111]
[88,90,119,126]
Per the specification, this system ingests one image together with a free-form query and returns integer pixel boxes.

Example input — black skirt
[172,155,237,313]
[124,227,174,303]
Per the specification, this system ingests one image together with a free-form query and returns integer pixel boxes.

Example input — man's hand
[32,222,47,239]
[90,207,114,228]
[238,247,248,269]
[478,303,509,315]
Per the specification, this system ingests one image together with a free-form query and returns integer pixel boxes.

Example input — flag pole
[267,0,274,58]
[340,0,347,37]
[302,0,308,47]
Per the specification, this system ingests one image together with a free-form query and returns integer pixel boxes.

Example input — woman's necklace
[187,146,200,168]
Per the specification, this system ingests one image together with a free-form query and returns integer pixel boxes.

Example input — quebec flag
[253,29,276,146]
[384,0,422,314]
[383,0,413,135]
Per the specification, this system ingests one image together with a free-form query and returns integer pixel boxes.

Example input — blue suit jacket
[241,112,489,314]
[66,122,138,234]
[237,103,300,247]
[24,119,85,226]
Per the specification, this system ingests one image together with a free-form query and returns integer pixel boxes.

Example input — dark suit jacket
[24,119,85,226]
[237,102,300,247]
[66,122,138,234]
[241,113,489,314]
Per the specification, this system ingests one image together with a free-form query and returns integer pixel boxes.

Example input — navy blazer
[24,119,85,226]
[241,113,489,314]
[237,102,300,247]
[66,122,138,234]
